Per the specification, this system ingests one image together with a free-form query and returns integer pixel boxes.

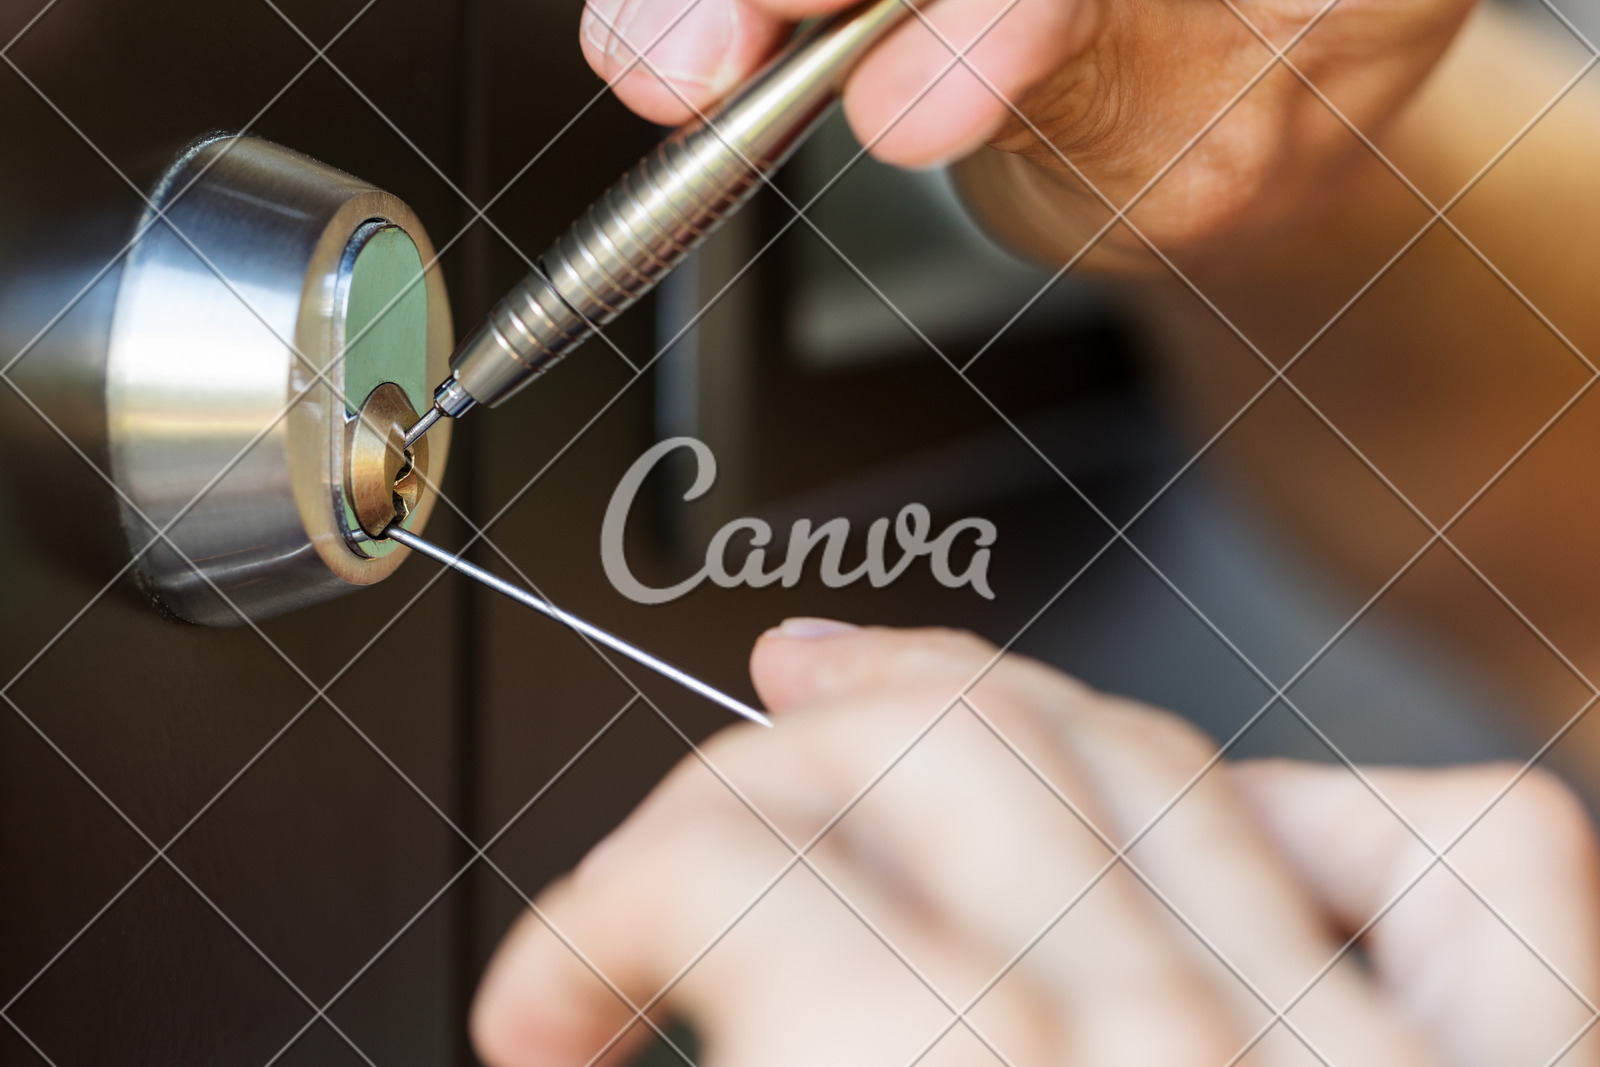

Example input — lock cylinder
[98,135,453,625]
[345,382,428,540]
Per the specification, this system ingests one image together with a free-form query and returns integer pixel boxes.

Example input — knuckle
[870,626,997,683]
[1004,650,1094,700]
[971,651,1092,729]
[914,625,997,662]
[1104,1000,1242,1066]
[1248,0,1341,29]
[573,757,741,888]
[646,756,725,820]
[1165,1033,1244,1067]
[1165,1001,1245,1064]
[1000,38,1122,162]
[469,928,547,1067]
[978,663,1218,779]
[1490,765,1597,859]
[1185,125,1285,226]
[468,996,522,1067]
[1117,698,1219,768]
[1428,763,1600,897]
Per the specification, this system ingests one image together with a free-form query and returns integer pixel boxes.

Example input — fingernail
[596,0,738,92]
[774,617,859,640]
[581,0,627,57]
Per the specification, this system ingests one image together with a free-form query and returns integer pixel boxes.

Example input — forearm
[1148,6,1600,720]
[961,4,1600,730]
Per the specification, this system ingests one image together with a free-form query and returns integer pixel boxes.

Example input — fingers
[470,795,792,1067]
[1233,761,1600,1067]
[480,626,1243,1066]
[1034,706,1432,1064]
[811,705,1244,1067]
[471,702,1056,1067]
[750,619,1007,713]
[480,624,1481,1067]
[473,862,971,1067]
[578,0,1099,168]
[756,624,1429,1061]
[579,0,790,124]
[842,0,1099,168]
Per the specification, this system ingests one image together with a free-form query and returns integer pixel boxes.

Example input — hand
[575,0,1477,256]
[471,623,1600,1066]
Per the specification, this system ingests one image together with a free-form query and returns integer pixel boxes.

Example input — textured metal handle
[441,0,912,412]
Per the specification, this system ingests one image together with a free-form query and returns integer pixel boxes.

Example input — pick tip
[402,406,443,449]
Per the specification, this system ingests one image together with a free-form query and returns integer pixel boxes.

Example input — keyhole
[345,382,430,542]
[390,449,417,526]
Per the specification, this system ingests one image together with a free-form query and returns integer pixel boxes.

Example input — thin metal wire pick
[384,525,774,727]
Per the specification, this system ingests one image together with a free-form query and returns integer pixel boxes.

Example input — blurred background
[0,0,1574,1064]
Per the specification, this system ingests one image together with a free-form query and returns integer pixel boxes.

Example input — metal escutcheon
[98,135,452,625]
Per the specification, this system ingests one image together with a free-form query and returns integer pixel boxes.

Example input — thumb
[749,621,1001,714]
[579,0,790,124]
[1230,760,1600,1067]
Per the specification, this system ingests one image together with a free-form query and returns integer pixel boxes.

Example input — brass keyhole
[391,451,418,524]
[346,382,430,539]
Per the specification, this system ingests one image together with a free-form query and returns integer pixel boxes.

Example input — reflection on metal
[93,135,453,624]
[400,404,442,451]
[346,382,427,540]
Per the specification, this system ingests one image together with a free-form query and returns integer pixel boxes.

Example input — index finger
[578,0,796,124]
[578,0,1088,170]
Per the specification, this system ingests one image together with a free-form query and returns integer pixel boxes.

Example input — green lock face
[343,224,430,418]
[336,222,434,558]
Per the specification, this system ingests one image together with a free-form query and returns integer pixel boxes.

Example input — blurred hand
[575,0,1476,250]
[472,623,1600,1067]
